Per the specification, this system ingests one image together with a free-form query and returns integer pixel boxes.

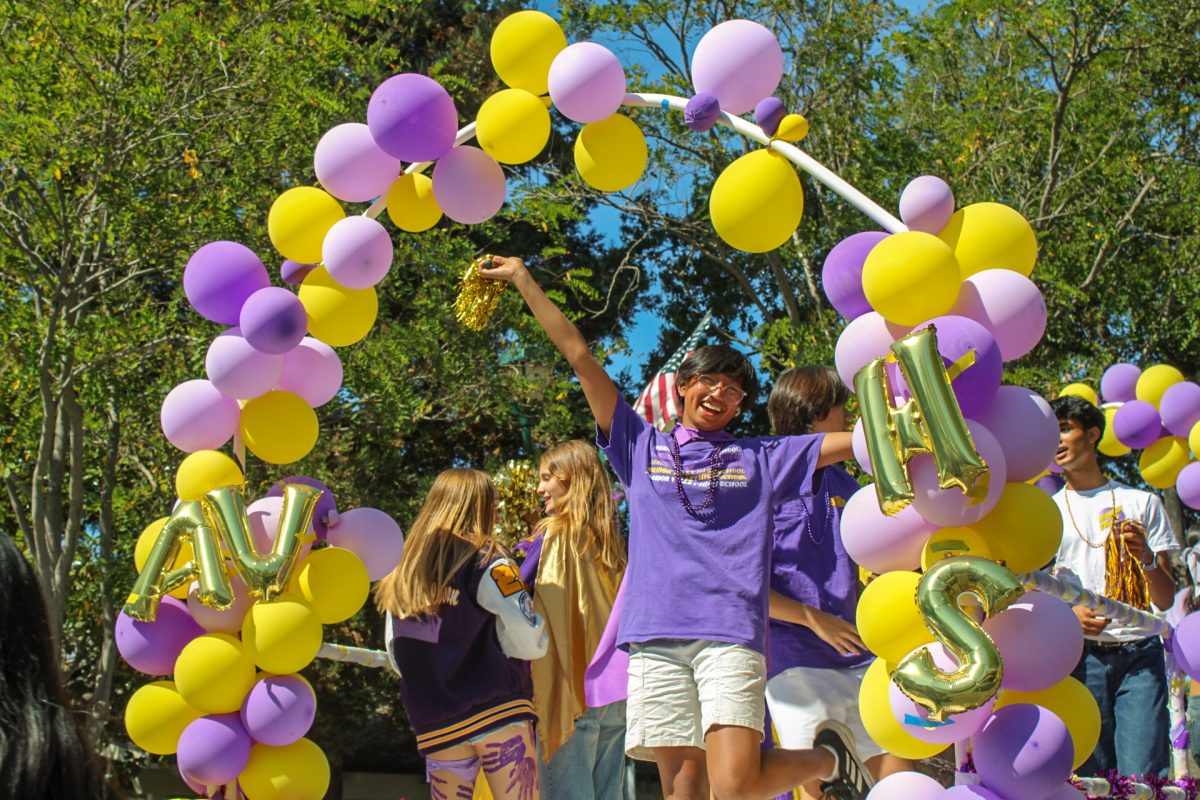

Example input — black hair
[768,366,851,435]
[0,532,115,799]
[675,344,760,410]
[1050,394,1106,444]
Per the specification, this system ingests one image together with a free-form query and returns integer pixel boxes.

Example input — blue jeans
[540,702,635,800]
[1071,637,1169,777]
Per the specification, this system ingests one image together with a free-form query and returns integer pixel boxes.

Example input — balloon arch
[114,9,1200,800]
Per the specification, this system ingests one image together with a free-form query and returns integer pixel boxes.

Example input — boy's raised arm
[480,256,619,437]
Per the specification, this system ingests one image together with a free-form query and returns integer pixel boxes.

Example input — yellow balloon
[476,89,551,165]
[1098,406,1131,457]
[938,202,1038,278]
[861,231,960,326]
[239,391,318,466]
[239,738,331,800]
[773,114,809,142]
[268,187,345,264]
[386,173,442,233]
[242,594,323,674]
[709,149,803,254]
[574,113,647,193]
[173,633,257,714]
[489,10,567,96]
[968,482,1062,574]
[920,526,993,572]
[290,547,370,624]
[124,680,201,755]
[1136,364,1184,408]
[1140,436,1191,489]
[175,450,244,503]
[856,570,933,663]
[298,265,378,347]
[997,676,1100,769]
[857,659,948,760]
[1058,382,1099,407]
[135,517,193,599]
[1191,420,1200,460]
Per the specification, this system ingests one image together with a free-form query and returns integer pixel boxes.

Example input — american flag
[634,311,713,430]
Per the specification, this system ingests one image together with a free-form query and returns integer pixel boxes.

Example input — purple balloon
[983,592,1083,692]
[280,259,316,286]
[183,241,270,325]
[1101,363,1142,404]
[691,20,784,115]
[913,315,1003,417]
[367,73,459,163]
[178,765,206,796]
[239,286,308,355]
[683,92,721,132]
[834,311,909,387]
[910,421,1006,527]
[432,146,506,224]
[322,216,394,290]
[754,97,786,136]
[276,337,343,408]
[326,507,406,581]
[938,787,1003,800]
[548,42,627,123]
[899,176,955,234]
[205,327,285,400]
[1178,462,1200,511]
[1111,400,1163,449]
[823,232,888,320]
[1034,473,1065,495]
[851,418,873,476]
[890,643,995,744]
[267,475,337,539]
[975,386,1059,483]
[1172,611,1200,681]
[867,772,944,800]
[188,574,254,635]
[1160,382,1200,438]
[839,485,936,574]
[241,674,317,746]
[974,704,1073,800]
[949,269,1048,362]
[114,596,204,676]
[1041,784,1086,800]
[177,713,252,786]
[314,122,402,203]
[160,379,240,452]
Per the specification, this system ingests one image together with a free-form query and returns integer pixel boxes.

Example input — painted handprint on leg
[481,732,537,800]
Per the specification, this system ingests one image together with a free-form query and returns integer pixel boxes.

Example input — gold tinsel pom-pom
[493,459,540,547]
[454,254,508,330]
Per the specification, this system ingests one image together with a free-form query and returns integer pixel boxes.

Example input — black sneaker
[812,720,874,800]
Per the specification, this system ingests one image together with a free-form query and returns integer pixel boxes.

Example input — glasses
[693,374,746,404]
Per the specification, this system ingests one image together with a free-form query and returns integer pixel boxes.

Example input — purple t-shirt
[768,464,873,676]
[598,395,823,655]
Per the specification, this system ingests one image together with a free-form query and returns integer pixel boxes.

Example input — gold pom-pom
[454,254,508,330]
[492,459,540,547]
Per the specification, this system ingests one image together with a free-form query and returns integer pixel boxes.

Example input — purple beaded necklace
[669,427,727,518]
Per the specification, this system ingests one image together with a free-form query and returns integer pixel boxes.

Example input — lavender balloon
[983,591,1083,691]
[1100,362,1142,404]
[975,386,1058,482]
[241,674,317,746]
[276,337,343,408]
[267,475,336,539]
[834,311,909,387]
[1159,381,1200,438]
[938,787,1003,800]
[867,772,944,800]
[1034,473,1065,495]
[115,596,204,676]
[683,92,721,132]
[974,704,1073,800]
[899,176,955,234]
[691,20,784,115]
[910,421,1006,527]
[177,713,252,786]
[839,485,935,574]
[851,418,873,476]
[183,241,270,325]
[160,379,240,452]
[432,146,506,224]
[239,286,308,355]
[890,642,996,744]
[313,122,402,203]
[326,506,406,581]
[1172,611,1200,681]
[367,73,458,163]
[246,495,314,558]
[322,216,394,290]
[188,574,253,635]
[949,269,1047,362]
[548,42,627,123]
[822,231,888,320]
[280,259,316,286]
[754,97,787,136]
[205,328,285,400]
[1111,400,1163,449]
[915,315,1003,417]
[1178,462,1200,510]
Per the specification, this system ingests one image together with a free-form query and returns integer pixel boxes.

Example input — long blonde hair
[374,468,502,619]
[537,441,626,572]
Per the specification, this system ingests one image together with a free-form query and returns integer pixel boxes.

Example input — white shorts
[765,664,884,760]
[625,639,766,761]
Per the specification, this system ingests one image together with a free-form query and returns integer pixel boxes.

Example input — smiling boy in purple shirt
[481,256,873,800]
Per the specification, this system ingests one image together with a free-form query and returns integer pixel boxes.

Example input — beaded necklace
[669,428,727,518]
[792,469,833,546]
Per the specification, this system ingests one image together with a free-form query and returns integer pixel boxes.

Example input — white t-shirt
[1052,481,1178,642]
